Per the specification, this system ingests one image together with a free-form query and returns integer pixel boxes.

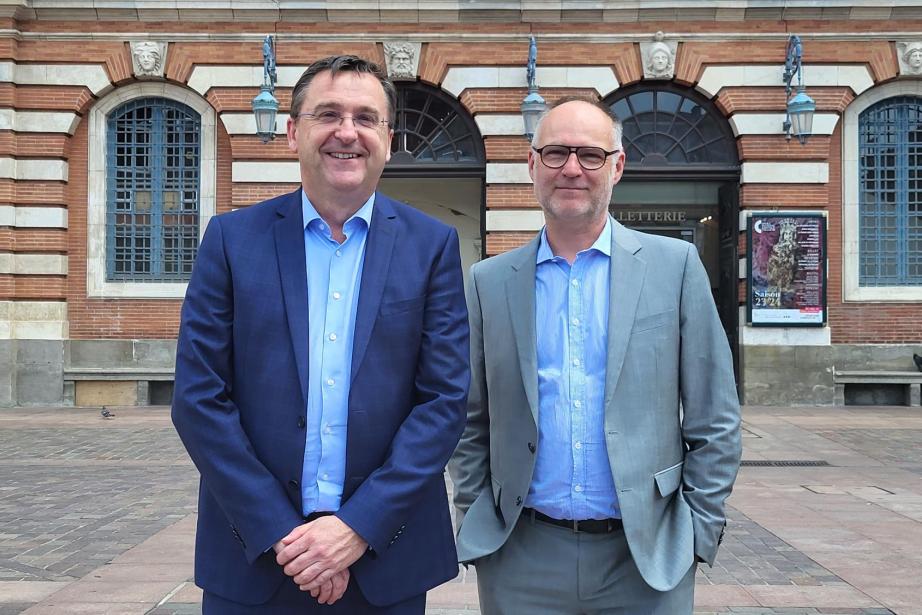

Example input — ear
[384,128,394,163]
[527,147,537,181]
[286,117,298,153]
[610,149,626,187]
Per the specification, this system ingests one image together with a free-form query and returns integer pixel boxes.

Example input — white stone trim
[486,162,531,184]
[740,162,828,184]
[0,206,68,228]
[739,306,832,346]
[0,61,111,95]
[0,158,68,181]
[738,257,746,280]
[729,113,839,137]
[0,300,68,340]
[842,80,922,302]
[696,64,874,98]
[232,161,300,183]
[486,209,544,232]
[475,114,526,137]
[87,82,217,299]
[0,109,80,134]
[187,65,306,95]
[221,112,287,136]
[0,253,67,275]
[442,66,618,98]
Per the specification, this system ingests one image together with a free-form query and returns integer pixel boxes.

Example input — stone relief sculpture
[130,41,167,78]
[897,42,922,76]
[641,31,677,80]
[383,42,421,81]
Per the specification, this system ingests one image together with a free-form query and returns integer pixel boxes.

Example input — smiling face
[286,70,393,209]
[528,101,625,226]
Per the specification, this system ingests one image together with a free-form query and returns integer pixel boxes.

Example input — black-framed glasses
[296,110,390,130]
[532,145,619,170]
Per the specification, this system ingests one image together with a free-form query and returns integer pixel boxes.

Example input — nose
[560,151,584,176]
[333,117,359,141]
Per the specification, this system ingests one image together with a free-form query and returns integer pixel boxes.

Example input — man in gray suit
[449,97,741,613]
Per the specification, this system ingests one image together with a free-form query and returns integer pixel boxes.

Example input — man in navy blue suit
[172,55,470,613]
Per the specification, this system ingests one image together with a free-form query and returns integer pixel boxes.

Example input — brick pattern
[484,136,530,161]
[486,185,536,210]
[716,87,855,115]
[461,88,599,115]
[486,231,535,256]
[738,135,831,161]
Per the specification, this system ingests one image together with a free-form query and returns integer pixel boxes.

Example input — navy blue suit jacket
[172,190,470,606]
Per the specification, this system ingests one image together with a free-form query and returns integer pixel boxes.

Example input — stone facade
[0,1,919,406]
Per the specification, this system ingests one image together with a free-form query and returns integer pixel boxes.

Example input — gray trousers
[474,515,696,615]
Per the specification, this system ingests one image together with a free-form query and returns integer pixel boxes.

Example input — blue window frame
[106,97,201,281]
[858,96,922,286]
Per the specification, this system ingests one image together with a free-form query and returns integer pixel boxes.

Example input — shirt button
[332,292,341,300]
[571,279,579,287]
[574,441,582,449]
[574,485,583,493]
[572,358,581,367]
[322,473,329,480]
[571,317,580,326]
[335,250,342,257]
[573,400,582,408]
[328,333,337,341]
[326,378,335,387]
[323,426,331,434]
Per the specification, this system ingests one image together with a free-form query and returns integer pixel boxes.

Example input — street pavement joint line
[155,581,187,607]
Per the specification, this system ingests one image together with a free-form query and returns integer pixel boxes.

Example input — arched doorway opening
[605,83,742,380]
[379,83,486,278]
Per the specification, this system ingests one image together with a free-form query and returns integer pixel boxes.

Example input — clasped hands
[273,515,368,605]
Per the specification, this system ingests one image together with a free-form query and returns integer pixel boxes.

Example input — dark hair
[532,95,622,148]
[289,55,397,125]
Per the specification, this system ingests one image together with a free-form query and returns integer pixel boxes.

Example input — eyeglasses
[532,145,620,171]
[295,110,390,130]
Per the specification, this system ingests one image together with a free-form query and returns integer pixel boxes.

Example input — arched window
[843,82,922,301]
[606,84,738,177]
[858,96,922,287]
[87,82,216,298]
[106,98,201,281]
[386,83,484,176]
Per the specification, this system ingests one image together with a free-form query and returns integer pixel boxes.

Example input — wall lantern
[782,35,816,145]
[521,35,547,141]
[252,35,279,144]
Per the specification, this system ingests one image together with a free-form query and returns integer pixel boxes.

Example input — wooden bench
[63,367,174,406]
[832,369,922,406]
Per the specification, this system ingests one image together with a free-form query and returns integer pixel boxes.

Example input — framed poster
[747,212,826,327]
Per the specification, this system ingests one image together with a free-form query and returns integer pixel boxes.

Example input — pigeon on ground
[914,353,922,372]
[100,407,115,419]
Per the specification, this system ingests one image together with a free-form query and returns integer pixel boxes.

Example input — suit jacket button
[527,442,536,453]
[297,416,306,429]
[288,479,299,489]
[515,496,522,506]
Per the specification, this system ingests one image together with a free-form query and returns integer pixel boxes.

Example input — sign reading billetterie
[747,213,826,327]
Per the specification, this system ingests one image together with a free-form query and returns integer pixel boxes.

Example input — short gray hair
[531,96,622,150]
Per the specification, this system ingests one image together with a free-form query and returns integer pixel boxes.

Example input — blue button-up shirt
[300,191,373,514]
[526,216,620,521]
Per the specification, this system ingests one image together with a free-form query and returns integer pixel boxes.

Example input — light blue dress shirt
[526,216,620,521]
[299,191,373,515]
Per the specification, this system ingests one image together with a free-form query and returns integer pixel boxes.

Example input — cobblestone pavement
[0,405,920,614]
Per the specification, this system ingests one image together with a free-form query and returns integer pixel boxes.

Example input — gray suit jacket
[449,219,741,592]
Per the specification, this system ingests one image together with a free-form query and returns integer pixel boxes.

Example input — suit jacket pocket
[490,476,502,507]
[653,460,684,497]
[379,295,425,316]
[633,309,675,333]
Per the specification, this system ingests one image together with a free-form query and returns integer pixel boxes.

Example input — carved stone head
[898,42,922,75]
[383,42,420,81]
[131,41,167,78]
[641,32,677,80]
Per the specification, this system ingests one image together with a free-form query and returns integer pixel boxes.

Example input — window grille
[858,96,922,286]
[106,97,201,281]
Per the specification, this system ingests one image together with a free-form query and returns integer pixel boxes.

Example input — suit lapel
[274,190,310,405]
[506,235,541,424]
[351,193,396,384]
[604,221,645,407]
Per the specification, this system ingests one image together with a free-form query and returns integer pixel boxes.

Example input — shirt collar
[536,215,613,264]
[300,190,375,231]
